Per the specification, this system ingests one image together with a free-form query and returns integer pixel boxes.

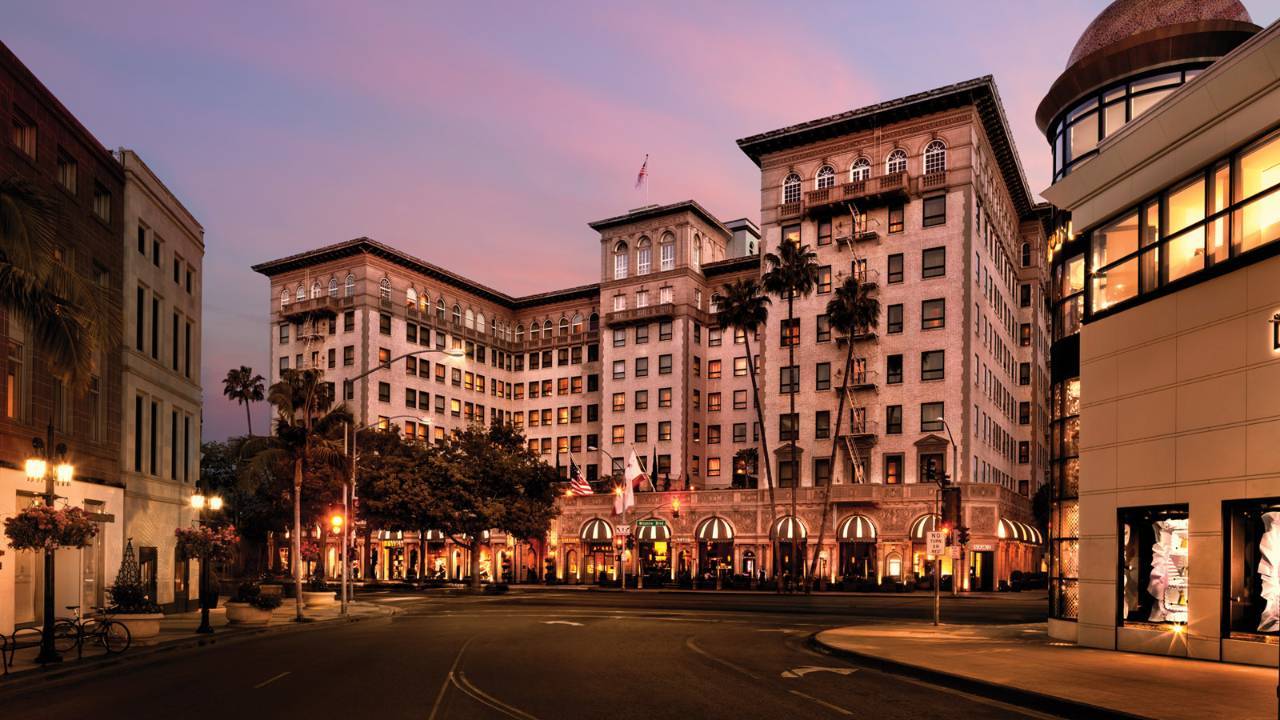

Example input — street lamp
[27,424,72,665]
[190,490,224,635]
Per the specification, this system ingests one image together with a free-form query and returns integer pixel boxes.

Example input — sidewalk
[814,622,1275,720]
[2,600,394,688]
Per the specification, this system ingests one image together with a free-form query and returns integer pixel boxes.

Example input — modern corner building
[118,148,204,612]
[254,76,1051,591]
[1040,0,1280,665]
[0,41,203,635]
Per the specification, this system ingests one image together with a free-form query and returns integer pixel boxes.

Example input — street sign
[926,530,946,557]
[949,545,961,559]
[970,543,993,551]
[637,519,664,527]
[615,525,632,536]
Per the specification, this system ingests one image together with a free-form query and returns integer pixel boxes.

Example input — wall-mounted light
[1271,312,1280,350]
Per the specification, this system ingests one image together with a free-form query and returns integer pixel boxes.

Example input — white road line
[788,689,854,716]
[684,636,762,680]
[253,671,291,689]
[541,620,583,626]
[427,638,473,720]
[454,671,542,720]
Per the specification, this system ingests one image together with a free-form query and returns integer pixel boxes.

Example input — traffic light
[958,526,971,546]
[942,487,962,530]
[924,458,937,484]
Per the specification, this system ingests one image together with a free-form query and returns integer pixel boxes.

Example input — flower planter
[225,601,273,626]
[302,590,337,608]
[112,612,164,641]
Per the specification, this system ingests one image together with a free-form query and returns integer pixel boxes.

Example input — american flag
[568,459,592,496]
[635,154,648,189]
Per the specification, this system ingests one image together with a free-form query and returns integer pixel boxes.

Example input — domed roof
[1067,0,1254,67]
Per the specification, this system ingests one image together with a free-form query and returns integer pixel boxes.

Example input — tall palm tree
[0,177,108,389]
[255,368,351,621]
[762,241,819,588]
[715,279,777,589]
[223,365,266,437]
[807,275,879,587]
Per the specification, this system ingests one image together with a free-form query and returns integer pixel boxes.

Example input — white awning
[772,515,808,541]
[909,514,940,540]
[837,515,877,542]
[999,518,1043,544]
[696,516,734,542]
[580,518,613,543]
[637,521,671,542]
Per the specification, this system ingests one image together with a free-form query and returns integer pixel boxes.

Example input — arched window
[516,324,525,342]
[1021,242,1032,267]
[378,277,391,301]
[406,286,417,308]
[782,172,801,204]
[923,140,946,175]
[588,312,599,332]
[558,317,569,336]
[636,236,652,275]
[419,293,429,313]
[850,157,871,182]
[489,317,496,336]
[659,232,675,271]
[816,164,836,190]
[543,320,553,337]
[344,274,355,297]
[886,149,907,175]
[530,322,541,340]
[436,298,446,321]
[465,309,474,329]
[476,312,485,332]
[571,313,583,334]
[452,304,462,325]
[613,240,629,280]
[328,277,338,297]
[692,235,702,270]
[295,284,305,302]
[311,281,322,299]
[280,288,291,309]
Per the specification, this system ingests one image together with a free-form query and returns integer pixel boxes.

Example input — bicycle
[52,605,131,657]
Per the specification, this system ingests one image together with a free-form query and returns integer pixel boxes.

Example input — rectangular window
[659,388,672,408]
[921,350,945,381]
[378,382,391,403]
[780,318,799,347]
[612,392,625,412]
[1020,362,1031,386]
[150,297,160,360]
[779,365,799,394]
[1119,505,1188,625]
[888,203,904,234]
[57,151,76,192]
[921,299,945,329]
[635,423,648,443]
[1020,283,1032,307]
[886,354,903,384]
[344,310,355,332]
[613,360,625,380]
[816,266,832,293]
[733,389,747,410]
[343,345,355,366]
[886,405,902,434]
[922,247,946,278]
[612,425,625,444]
[887,254,904,283]
[884,454,904,484]
[920,402,944,432]
[886,304,903,334]
[1225,498,1280,637]
[1019,401,1031,425]
[635,357,649,377]
[733,423,747,443]
[133,396,143,471]
[11,108,35,157]
[817,218,832,246]
[658,421,672,441]
[379,313,391,335]
[813,458,831,487]
[922,195,946,227]
[136,286,147,351]
[816,314,831,342]
[779,413,798,441]
[708,359,722,379]
[93,184,111,222]
[613,328,626,347]
[734,357,748,377]
[707,457,721,477]
[815,362,830,391]
[815,411,830,439]
[149,401,158,475]
[658,354,672,374]
[635,390,648,410]
[708,392,721,412]
[184,322,192,378]
[659,321,672,341]
[171,313,180,371]
[1020,323,1032,346]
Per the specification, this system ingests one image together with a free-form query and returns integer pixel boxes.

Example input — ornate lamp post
[190,491,224,634]
[27,424,74,665]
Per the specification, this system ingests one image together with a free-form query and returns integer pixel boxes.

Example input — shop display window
[1224,498,1280,638]
[1118,505,1189,625]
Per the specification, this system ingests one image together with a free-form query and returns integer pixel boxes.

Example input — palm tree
[0,177,108,389]
[715,279,777,589]
[254,368,351,621]
[807,275,879,587]
[223,366,266,437]
[762,241,819,589]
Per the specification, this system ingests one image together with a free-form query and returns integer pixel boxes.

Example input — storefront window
[1225,498,1280,638]
[1119,505,1189,625]
[1049,378,1081,620]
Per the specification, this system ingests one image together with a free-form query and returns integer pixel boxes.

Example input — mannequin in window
[1259,511,1280,632]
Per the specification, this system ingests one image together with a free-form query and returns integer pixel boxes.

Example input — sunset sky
[7,0,1279,441]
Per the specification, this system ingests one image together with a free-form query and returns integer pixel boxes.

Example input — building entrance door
[13,549,38,626]
[970,550,994,591]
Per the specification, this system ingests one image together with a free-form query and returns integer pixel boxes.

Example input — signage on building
[637,519,664,527]
[675,536,693,544]
[615,525,631,536]
[926,531,946,557]
[970,543,993,551]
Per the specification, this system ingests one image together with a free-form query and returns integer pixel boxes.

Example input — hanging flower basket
[4,505,98,551]
[175,525,240,562]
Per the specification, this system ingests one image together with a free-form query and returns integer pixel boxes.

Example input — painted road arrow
[780,666,858,679]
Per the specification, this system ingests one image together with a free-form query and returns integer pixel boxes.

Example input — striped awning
[772,515,808,541]
[696,516,734,542]
[837,515,877,542]
[580,518,613,543]
[637,521,671,542]
[999,518,1043,544]
[424,530,447,543]
[909,514,941,540]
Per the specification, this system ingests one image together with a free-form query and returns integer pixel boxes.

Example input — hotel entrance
[580,518,616,584]
[969,549,995,592]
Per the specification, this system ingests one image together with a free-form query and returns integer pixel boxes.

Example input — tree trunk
[744,336,780,594]
[244,400,253,438]
[787,294,799,589]
[469,540,482,592]
[292,458,304,622]
[808,348,853,589]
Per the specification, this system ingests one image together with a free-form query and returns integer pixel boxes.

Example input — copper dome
[1067,0,1254,68]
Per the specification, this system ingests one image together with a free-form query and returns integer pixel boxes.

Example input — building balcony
[280,295,350,321]
[804,172,908,217]
[605,302,676,328]
[777,201,802,221]
[839,420,879,449]
[835,230,879,247]
[836,327,877,345]
[919,170,947,192]
[840,368,878,391]
[850,267,879,288]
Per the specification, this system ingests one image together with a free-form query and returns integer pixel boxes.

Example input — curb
[807,632,1151,720]
[0,604,398,700]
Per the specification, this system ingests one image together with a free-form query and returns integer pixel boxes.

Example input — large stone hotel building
[254,76,1050,592]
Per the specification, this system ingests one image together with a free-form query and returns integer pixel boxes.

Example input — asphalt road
[4,589,1053,720]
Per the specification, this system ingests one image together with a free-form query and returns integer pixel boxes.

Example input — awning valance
[772,515,808,541]
[837,515,877,541]
[696,516,734,542]
[580,518,613,543]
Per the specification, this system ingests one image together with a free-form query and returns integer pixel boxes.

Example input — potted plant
[175,524,239,622]
[3,504,99,552]
[302,572,337,608]
[108,540,165,641]
[225,581,281,626]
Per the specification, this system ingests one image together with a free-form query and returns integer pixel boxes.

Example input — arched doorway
[564,549,577,583]
[695,516,734,583]
[837,515,878,581]
[580,518,615,584]
[772,516,808,584]
[636,520,672,585]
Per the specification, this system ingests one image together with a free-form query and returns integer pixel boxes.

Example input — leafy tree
[808,275,880,587]
[762,240,819,585]
[0,177,108,389]
[201,439,289,576]
[222,366,265,437]
[715,278,778,588]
